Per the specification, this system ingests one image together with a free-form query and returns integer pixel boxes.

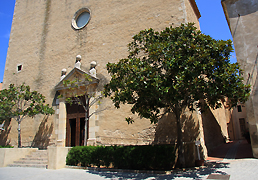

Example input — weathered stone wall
[2,0,201,147]
[229,104,248,140]
[222,0,258,157]
[185,0,201,29]
[210,106,231,140]
[201,108,226,155]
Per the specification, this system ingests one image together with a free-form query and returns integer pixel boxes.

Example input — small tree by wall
[0,84,55,147]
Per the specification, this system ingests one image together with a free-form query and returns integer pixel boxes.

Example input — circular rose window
[72,8,91,30]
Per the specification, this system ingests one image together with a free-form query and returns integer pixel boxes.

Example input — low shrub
[0,145,14,148]
[66,146,83,166]
[66,144,175,170]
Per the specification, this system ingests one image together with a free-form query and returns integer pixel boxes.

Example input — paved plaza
[0,159,257,180]
[0,140,257,180]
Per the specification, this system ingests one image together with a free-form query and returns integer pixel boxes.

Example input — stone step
[7,149,48,169]
[25,154,48,158]
[33,150,47,153]
[29,151,48,156]
[20,157,48,161]
[13,160,48,164]
[8,164,47,168]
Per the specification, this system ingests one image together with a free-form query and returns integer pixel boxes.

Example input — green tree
[104,23,250,168]
[0,84,55,147]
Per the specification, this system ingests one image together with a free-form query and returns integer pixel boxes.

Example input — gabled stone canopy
[55,67,99,97]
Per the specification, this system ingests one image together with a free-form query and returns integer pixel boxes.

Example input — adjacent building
[222,0,258,157]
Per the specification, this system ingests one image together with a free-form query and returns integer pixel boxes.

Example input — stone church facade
[1,0,232,168]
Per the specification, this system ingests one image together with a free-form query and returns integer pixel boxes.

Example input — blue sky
[0,0,15,83]
[0,0,235,83]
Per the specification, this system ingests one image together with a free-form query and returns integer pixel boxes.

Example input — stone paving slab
[1,159,258,180]
[207,141,236,160]
[206,174,230,179]
[235,140,253,159]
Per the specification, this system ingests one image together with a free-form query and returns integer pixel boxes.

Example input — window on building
[237,105,242,112]
[72,8,91,30]
[17,65,22,72]
[76,12,90,28]
[239,118,246,136]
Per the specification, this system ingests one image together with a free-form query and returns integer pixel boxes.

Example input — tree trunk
[84,117,88,146]
[175,110,185,168]
[18,120,21,148]
[84,96,90,146]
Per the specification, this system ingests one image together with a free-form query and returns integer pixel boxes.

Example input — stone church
[1,0,232,168]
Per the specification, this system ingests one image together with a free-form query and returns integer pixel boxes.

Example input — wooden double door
[66,102,88,147]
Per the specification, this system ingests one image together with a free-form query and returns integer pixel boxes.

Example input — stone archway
[55,67,99,147]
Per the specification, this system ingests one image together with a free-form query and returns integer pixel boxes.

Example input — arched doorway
[55,67,100,147]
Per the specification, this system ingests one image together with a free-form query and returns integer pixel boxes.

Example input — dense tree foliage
[104,23,250,167]
[0,84,55,147]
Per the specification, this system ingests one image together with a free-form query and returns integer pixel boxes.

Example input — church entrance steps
[7,150,48,168]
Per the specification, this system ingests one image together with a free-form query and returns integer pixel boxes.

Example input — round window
[72,8,91,30]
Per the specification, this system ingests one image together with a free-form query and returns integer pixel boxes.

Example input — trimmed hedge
[0,145,14,148]
[66,144,175,170]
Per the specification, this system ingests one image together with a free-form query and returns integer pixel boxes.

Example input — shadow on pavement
[86,161,230,179]
[207,140,253,160]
